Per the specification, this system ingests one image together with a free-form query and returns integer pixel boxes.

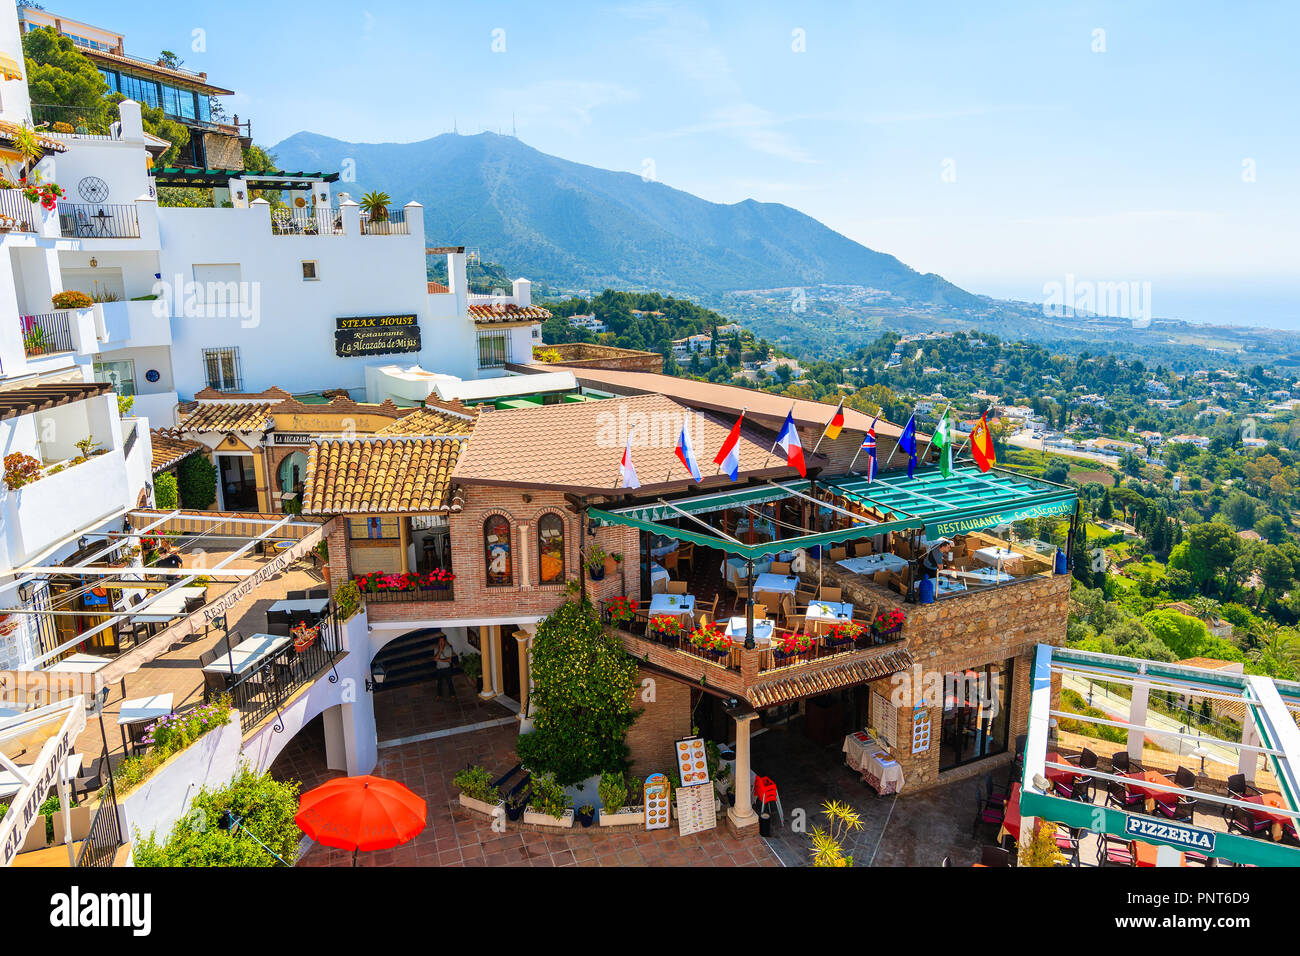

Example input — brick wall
[625,666,693,777]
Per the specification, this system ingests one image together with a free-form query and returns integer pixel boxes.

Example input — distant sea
[968,277,1300,332]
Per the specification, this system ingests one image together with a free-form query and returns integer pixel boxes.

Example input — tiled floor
[276,717,779,867]
[372,674,517,743]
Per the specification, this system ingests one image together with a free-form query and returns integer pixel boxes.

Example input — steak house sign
[334,314,421,357]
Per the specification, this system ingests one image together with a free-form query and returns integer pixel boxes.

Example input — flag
[713,412,744,481]
[823,398,845,442]
[862,419,878,482]
[898,413,917,478]
[776,408,806,477]
[933,408,953,477]
[619,432,640,489]
[674,414,702,481]
[970,413,996,473]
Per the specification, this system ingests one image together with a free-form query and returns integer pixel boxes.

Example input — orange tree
[515,598,640,785]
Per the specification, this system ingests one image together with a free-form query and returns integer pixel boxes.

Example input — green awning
[587,465,1078,561]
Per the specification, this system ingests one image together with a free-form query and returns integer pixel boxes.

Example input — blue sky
[49,1,1300,326]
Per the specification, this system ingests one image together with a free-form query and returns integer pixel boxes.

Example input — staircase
[371,628,446,691]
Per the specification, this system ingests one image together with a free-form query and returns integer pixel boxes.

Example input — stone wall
[537,343,663,372]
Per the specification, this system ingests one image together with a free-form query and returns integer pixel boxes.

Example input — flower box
[522,808,575,829]
[597,805,645,828]
[458,793,505,818]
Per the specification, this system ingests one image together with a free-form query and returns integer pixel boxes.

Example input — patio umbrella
[295,774,427,866]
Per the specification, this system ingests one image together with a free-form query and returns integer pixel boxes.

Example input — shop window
[938,659,1013,771]
[537,513,564,584]
[484,514,512,586]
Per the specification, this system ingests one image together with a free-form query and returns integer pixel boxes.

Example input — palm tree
[359,190,391,223]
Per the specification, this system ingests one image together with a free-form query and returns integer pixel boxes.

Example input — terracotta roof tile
[0,120,68,153]
[427,281,450,294]
[375,403,477,436]
[303,438,465,515]
[747,648,915,708]
[468,303,551,324]
[178,402,274,433]
[150,429,204,473]
[453,392,816,493]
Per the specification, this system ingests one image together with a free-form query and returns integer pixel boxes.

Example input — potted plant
[604,595,635,626]
[826,620,865,649]
[872,607,906,640]
[585,544,607,581]
[689,620,732,659]
[359,190,391,231]
[291,621,320,652]
[774,632,815,661]
[523,772,573,827]
[51,290,93,310]
[3,452,42,490]
[21,323,45,355]
[453,765,501,816]
[648,614,683,641]
[576,804,596,828]
[604,550,623,577]
[504,793,527,821]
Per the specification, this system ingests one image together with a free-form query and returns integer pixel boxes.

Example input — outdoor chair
[796,578,818,604]
[1227,804,1271,838]
[828,546,848,561]
[819,586,842,602]
[307,588,328,600]
[1155,793,1198,824]
[1096,834,1136,867]
[1111,751,1143,773]
[287,590,308,601]
[853,540,873,557]
[677,542,695,576]
[1227,773,1261,801]
[1054,825,1083,866]
[753,775,784,827]
[74,756,105,800]
[980,845,1012,867]
[1104,779,1144,811]
[784,613,805,635]
[769,560,791,575]
[695,595,719,623]
[1055,774,1091,803]
[971,792,1004,839]
[1078,747,1099,771]
[984,773,1009,810]
[665,581,688,595]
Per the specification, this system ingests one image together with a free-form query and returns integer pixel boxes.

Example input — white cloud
[495,81,640,134]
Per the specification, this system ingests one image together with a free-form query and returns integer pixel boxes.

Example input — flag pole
[879,405,917,472]
[617,424,635,488]
[760,403,797,470]
[714,407,746,475]
[846,416,878,474]
[917,403,952,464]
[810,397,844,456]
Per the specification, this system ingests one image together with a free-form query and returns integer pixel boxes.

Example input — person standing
[434,635,457,699]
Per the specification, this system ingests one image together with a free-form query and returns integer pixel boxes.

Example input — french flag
[619,432,640,489]
[776,408,806,477]
[713,413,744,481]
[674,415,702,482]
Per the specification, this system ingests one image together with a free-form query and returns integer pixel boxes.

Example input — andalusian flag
[933,408,953,477]
[970,413,996,473]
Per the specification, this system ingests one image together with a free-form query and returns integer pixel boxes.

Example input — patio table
[132,586,207,623]
[648,592,695,626]
[117,693,174,756]
[734,517,775,542]
[1124,771,1179,814]
[997,782,1022,844]
[720,556,773,586]
[202,634,291,678]
[1244,792,1292,842]
[723,617,774,645]
[1133,841,1186,867]
[973,547,1024,574]
[650,537,678,560]
[934,574,967,595]
[45,653,112,674]
[842,731,903,795]
[1044,751,1082,787]
[805,600,854,637]
[837,553,908,576]
[949,566,1015,586]
[0,754,84,801]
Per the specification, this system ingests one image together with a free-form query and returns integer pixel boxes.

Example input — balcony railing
[223,606,343,731]
[32,102,120,139]
[75,752,124,868]
[357,582,455,604]
[360,209,409,235]
[271,206,343,236]
[58,203,141,239]
[21,312,75,356]
[0,189,38,232]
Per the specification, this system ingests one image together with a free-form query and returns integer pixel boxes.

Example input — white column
[56,768,75,867]
[322,704,347,772]
[726,712,759,830]
[479,626,500,699]
[1127,678,1149,761]
[1239,715,1260,783]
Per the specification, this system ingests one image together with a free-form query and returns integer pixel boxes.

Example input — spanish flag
[970,413,996,473]
[823,398,845,442]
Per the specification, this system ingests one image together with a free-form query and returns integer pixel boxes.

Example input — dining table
[722,616,775,645]
[649,562,669,594]
[997,782,1023,845]
[805,600,855,637]
[202,633,291,679]
[842,731,904,795]
[1124,770,1180,814]
[973,546,1024,574]
[1244,792,1293,842]
[837,553,908,576]
[117,693,175,756]
[132,586,208,623]
[268,597,329,616]
[648,592,695,626]
[1043,751,1082,787]
[45,653,112,674]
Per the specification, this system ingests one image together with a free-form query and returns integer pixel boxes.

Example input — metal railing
[271,206,343,236]
[21,312,75,356]
[75,751,123,868]
[360,209,409,235]
[0,189,38,231]
[358,583,455,604]
[225,606,343,731]
[32,102,120,139]
[58,203,141,239]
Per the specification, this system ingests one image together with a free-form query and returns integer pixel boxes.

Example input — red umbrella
[295,775,427,866]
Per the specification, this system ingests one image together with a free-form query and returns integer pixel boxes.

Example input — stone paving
[372,674,517,743]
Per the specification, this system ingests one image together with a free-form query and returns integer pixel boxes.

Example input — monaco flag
[776,408,806,477]
[674,414,702,481]
[713,412,744,481]
[619,432,640,489]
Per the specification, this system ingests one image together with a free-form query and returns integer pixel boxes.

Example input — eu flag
[899,414,917,478]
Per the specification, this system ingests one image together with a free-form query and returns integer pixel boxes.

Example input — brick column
[325,517,349,596]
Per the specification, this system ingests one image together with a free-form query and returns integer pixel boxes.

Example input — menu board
[644,773,671,831]
[334,314,421,357]
[676,783,716,836]
[675,735,710,786]
[911,705,932,754]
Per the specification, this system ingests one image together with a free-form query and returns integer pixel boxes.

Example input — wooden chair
[695,595,719,624]
[796,577,818,604]
[819,586,842,602]
[785,613,805,635]
[665,580,689,595]
[769,560,792,575]
[852,540,873,557]
[828,546,848,561]
[677,542,695,577]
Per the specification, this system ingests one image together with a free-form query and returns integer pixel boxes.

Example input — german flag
[970,413,996,473]
[823,398,845,441]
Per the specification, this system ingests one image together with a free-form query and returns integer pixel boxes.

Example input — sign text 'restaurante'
[334,314,420,357]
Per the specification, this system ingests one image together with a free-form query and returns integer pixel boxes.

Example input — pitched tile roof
[303,438,465,515]
[747,648,915,708]
[468,303,551,324]
[549,366,906,438]
[0,120,69,153]
[427,281,450,294]
[177,402,275,433]
[374,402,477,437]
[453,392,818,494]
[150,429,204,473]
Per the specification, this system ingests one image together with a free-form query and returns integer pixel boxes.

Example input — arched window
[537,513,565,585]
[484,515,512,586]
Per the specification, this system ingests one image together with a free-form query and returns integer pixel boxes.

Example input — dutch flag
[776,408,806,477]
[674,414,702,482]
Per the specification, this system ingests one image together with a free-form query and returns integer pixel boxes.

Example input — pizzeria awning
[587,465,1078,561]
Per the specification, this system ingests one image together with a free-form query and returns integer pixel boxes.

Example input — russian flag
[713,413,744,481]
[776,408,806,477]
[674,414,702,482]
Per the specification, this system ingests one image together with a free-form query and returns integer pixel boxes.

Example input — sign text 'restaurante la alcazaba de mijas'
[334,314,421,357]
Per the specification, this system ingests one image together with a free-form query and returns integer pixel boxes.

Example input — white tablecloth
[950,566,1015,585]
[45,653,111,674]
[721,557,772,586]
[837,553,908,576]
[268,598,329,615]
[649,563,669,594]
[842,732,904,794]
[973,547,1023,570]
[752,573,798,595]
[805,601,854,635]
[723,617,775,645]
[133,586,207,623]
[934,574,967,595]
[201,634,290,676]
[118,693,174,726]
[648,593,695,623]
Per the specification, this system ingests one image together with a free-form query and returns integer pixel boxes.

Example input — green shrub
[1058,688,1127,744]
[153,471,178,510]
[527,772,571,820]
[133,767,301,866]
[333,580,360,620]
[113,698,232,792]
[597,771,628,812]
[176,454,217,509]
[453,766,499,804]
